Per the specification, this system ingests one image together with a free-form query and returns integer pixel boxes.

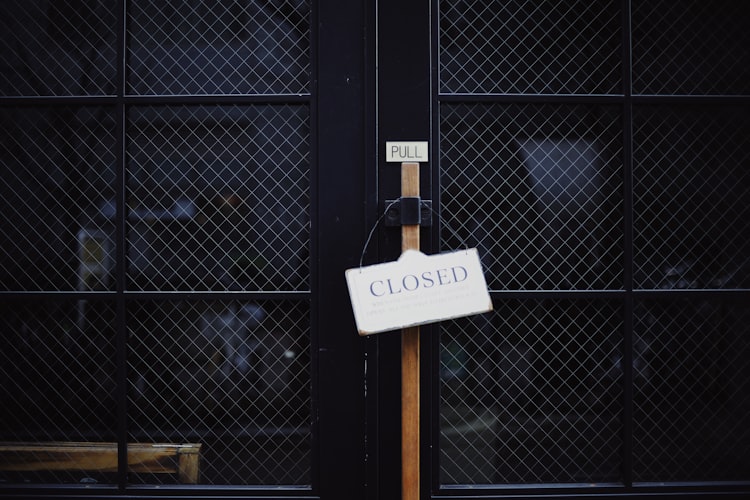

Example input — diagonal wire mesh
[128,0,310,95]
[632,0,750,95]
[440,300,624,484]
[440,103,623,290]
[128,300,311,485]
[0,1,117,96]
[0,300,118,484]
[633,300,750,481]
[1,0,314,488]
[633,105,750,290]
[439,0,621,95]
[127,104,310,292]
[438,0,750,491]
[0,106,117,291]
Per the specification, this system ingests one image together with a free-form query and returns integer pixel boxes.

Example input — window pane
[440,300,624,484]
[632,0,750,95]
[633,300,750,481]
[0,300,117,484]
[440,0,621,94]
[128,1,310,95]
[127,299,311,485]
[633,105,750,290]
[126,105,310,292]
[0,1,117,96]
[0,107,117,291]
[440,103,623,290]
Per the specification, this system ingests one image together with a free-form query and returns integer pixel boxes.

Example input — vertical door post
[400,162,421,500]
[377,1,431,498]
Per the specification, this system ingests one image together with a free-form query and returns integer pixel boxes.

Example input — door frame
[316,0,370,499]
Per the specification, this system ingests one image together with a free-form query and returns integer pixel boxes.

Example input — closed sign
[346,248,493,335]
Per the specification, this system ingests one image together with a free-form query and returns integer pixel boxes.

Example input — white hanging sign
[346,248,493,336]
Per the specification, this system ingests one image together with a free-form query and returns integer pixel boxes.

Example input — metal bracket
[384,198,432,227]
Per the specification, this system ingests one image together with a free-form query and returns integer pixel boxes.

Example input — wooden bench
[0,442,201,484]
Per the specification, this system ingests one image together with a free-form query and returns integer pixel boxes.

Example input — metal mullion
[122,94,311,105]
[488,290,626,301]
[632,94,750,105]
[438,93,624,104]
[0,96,116,106]
[122,290,311,301]
[633,289,750,300]
[0,291,117,300]
[115,0,128,490]
[622,0,634,488]
[430,0,443,496]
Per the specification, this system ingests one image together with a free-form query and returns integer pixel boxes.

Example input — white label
[385,141,429,163]
[345,249,493,335]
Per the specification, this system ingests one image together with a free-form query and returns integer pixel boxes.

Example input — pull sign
[346,248,493,335]
[386,141,428,163]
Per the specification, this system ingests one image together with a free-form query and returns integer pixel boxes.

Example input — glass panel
[0,300,117,484]
[440,300,623,484]
[439,0,621,94]
[128,0,311,95]
[128,299,311,485]
[633,300,750,481]
[440,103,623,290]
[633,105,750,289]
[126,104,310,292]
[0,1,117,96]
[632,0,750,95]
[0,107,117,291]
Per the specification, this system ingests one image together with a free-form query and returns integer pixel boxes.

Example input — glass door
[0,1,368,498]
[372,1,750,499]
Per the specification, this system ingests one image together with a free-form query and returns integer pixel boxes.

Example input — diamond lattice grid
[0,300,117,483]
[440,103,623,290]
[0,1,117,96]
[128,1,310,95]
[128,300,311,485]
[440,300,623,484]
[632,0,750,95]
[0,107,117,291]
[439,0,621,94]
[127,104,310,292]
[633,105,750,289]
[633,300,750,481]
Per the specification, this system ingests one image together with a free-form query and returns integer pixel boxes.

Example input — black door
[371,1,750,499]
[0,1,367,498]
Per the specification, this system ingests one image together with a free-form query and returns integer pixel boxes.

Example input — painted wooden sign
[346,248,493,335]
